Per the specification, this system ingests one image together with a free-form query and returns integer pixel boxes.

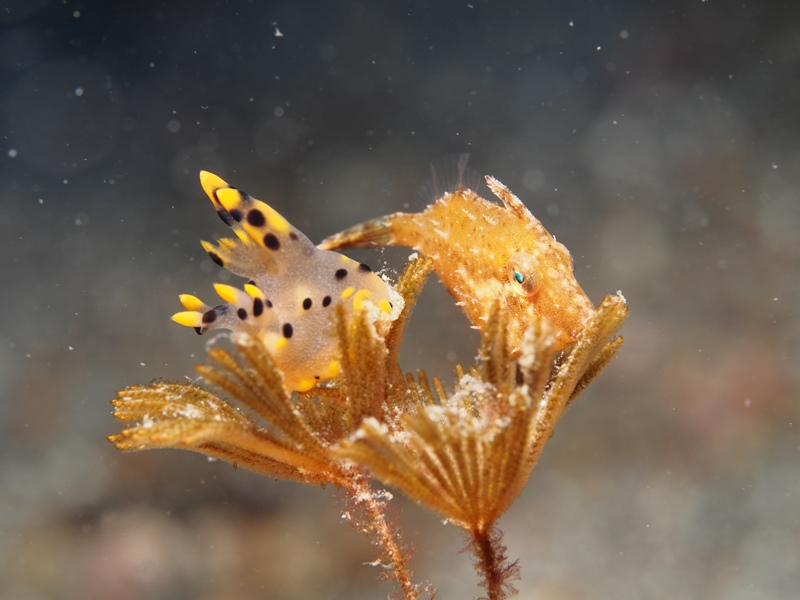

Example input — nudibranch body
[320,175,595,352]
[173,171,396,392]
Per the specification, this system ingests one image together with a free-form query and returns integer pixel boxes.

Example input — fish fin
[415,153,481,202]
[318,216,396,250]
[485,175,533,221]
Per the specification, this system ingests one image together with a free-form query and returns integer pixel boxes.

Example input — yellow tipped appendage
[199,170,228,201]
[199,170,223,190]
[323,360,341,380]
[244,283,265,299]
[216,187,292,236]
[353,289,373,311]
[179,294,205,311]
[213,283,241,305]
[172,311,203,328]
[295,361,341,393]
[295,378,317,393]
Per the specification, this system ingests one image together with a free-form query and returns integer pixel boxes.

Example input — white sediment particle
[389,428,411,445]
[424,405,447,421]
[206,330,235,352]
[514,384,530,403]
[178,403,204,419]
[422,403,479,430]
[358,416,388,437]
[517,342,536,371]
[447,373,494,407]
[493,415,512,429]
[355,488,374,502]
[387,286,405,320]
[372,489,394,501]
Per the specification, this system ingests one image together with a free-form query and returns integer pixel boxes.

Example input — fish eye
[507,252,540,297]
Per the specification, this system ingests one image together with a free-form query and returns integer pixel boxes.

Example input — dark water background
[1,1,798,598]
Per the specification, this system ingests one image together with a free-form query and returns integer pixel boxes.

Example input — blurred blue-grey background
[1,1,798,598]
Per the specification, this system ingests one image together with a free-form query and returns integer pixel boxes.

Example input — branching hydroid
[110,172,628,599]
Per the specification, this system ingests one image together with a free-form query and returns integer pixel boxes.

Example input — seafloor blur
[1,2,798,599]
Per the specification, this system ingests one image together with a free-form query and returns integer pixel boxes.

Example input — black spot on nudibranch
[282,323,294,338]
[264,233,280,250]
[213,190,237,223]
[322,295,332,307]
[207,251,224,267]
[358,263,372,273]
[237,308,247,320]
[253,298,264,317]
[217,209,236,226]
[247,209,266,227]
[289,232,299,241]
[202,309,217,324]
[302,298,312,310]
[266,299,273,308]
[229,208,243,223]
[335,268,348,280]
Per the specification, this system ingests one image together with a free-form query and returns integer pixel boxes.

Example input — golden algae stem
[341,471,434,600]
[470,526,519,600]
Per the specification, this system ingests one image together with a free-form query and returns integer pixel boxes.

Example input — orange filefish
[320,170,595,351]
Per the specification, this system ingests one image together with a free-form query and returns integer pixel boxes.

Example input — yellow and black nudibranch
[172,171,397,392]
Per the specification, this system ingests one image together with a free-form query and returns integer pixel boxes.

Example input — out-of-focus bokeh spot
[5,60,120,176]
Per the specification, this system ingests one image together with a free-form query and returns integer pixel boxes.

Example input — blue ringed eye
[513,271,525,284]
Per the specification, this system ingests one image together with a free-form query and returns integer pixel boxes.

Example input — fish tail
[319,215,400,250]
